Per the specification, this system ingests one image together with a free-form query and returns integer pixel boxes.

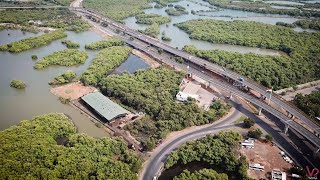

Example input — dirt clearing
[240,140,293,179]
[50,82,96,100]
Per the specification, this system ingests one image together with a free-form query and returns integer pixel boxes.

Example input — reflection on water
[0,30,108,137]
[124,0,304,55]
[112,54,150,75]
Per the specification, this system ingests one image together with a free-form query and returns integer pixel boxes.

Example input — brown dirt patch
[240,140,293,179]
[132,49,161,68]
[50,82,96,100]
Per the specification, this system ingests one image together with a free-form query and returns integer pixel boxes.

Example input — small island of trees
[61,40,80,49]
[85,38,124,50]
[0,30,67,53]
[10,80,26,89]
[49,70,77,85]
[34,49,88,69]
[135,13,171,25]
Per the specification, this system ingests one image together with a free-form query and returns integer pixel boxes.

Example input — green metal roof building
[81,92,130,122]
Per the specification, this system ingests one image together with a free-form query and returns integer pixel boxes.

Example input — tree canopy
[294,19,320,30]
[135,13,171,25]
[140,23,161,37]
[0,9,91,32]
[34,49,88,69]
[83,0,151,21]
[84,38,124,50]
[99,68,230,148]
[49,70,77,85]
[0,113,142,179]
[293,92,320,120]
[80,46,132,86]
[165,131,250,179]
[177,19,320,89]
[61,40,80,49]
[173,169,228,180]
[10,80,26,89]
[0,30,67,53]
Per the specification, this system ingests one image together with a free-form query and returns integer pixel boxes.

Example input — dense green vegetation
[83,0,151,21]
[165,7,188,16]
[31,54,38,60]
[10,80,26,89]
[61,40,80,49]
[183,45,311,90]
[247,128,263,139]
[0,9,91,32]
[0,113,141,179]
[0,30,67,53]
[153,0,182,8]
[243,118,254,128]
[165,132,250,179]
[85,38,124,50]
[177,20,320,89]
[49,70,77,85]
[294,19,320,30]
[140,23,160,37]
[293,91,320,119]
[0,0,58,7]
[162,35,172,41]
[55,0,73,6]
[81,46,132,86]
[205,0,320,17]
[34,49,88,69]
[276,21,296,28]
[174,169,228,180]
[135,13,171,25]
[100,68,230,149]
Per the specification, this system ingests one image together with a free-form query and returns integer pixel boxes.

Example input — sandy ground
[50,82,96,100]
[89,26,113,39]
[132,49,161,68]
[241,140,293,179]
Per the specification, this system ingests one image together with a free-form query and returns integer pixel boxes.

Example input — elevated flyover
[70,7,320,150]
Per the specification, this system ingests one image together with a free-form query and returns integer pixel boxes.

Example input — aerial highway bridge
[70,7,320,153]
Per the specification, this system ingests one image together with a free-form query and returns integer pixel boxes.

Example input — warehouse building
[81,92,130,123]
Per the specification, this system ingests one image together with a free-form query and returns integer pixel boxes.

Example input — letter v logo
[307,166,319,177]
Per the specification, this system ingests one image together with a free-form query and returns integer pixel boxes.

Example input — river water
[0,29,148,136]
[124,0,317,56]
[112,54,150,74]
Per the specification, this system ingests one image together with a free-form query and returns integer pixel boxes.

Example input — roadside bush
[247,128,263,139]
[243,118,255,128]
[265,134,273,142]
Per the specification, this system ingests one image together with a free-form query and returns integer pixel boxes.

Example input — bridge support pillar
[313,148,320,158]
[258,107,262,116]
[284,124,289,135]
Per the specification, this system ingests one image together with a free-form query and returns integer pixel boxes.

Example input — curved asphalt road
[141,109,242,180]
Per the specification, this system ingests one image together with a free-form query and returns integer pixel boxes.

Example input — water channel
[0,29,148,136]
[124,0,317,55]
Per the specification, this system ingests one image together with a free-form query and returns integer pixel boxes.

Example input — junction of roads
[68,5,320,179]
